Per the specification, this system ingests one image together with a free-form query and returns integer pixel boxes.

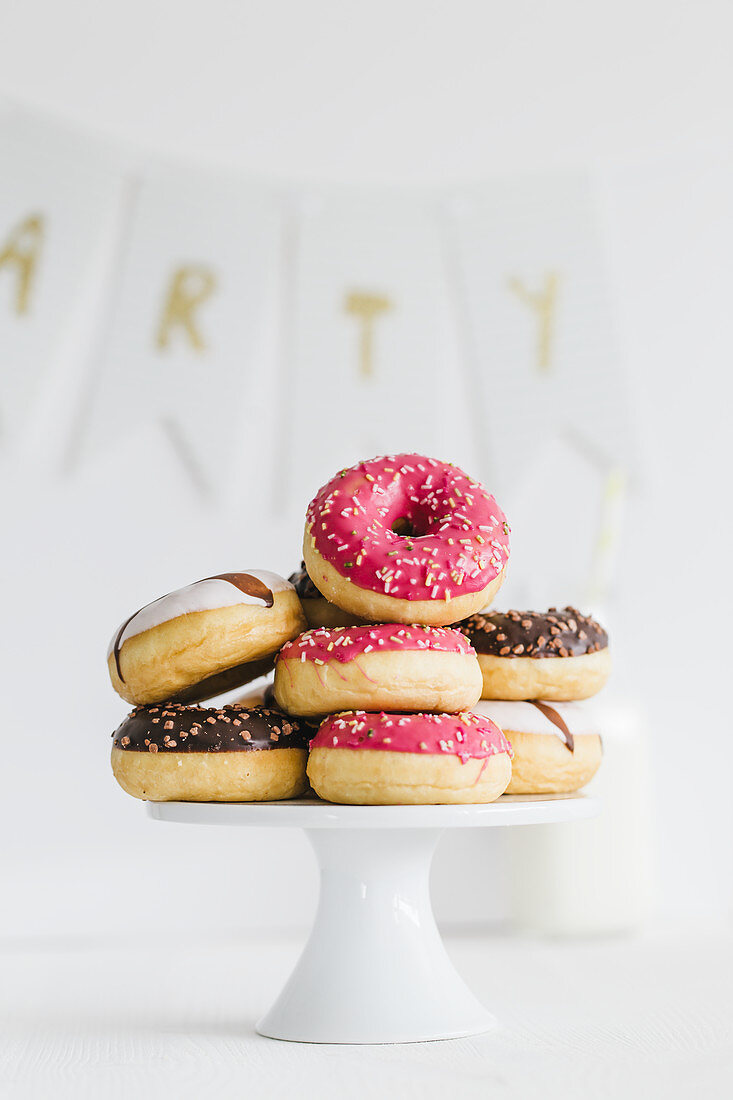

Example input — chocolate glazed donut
[458,607,608,660]
[111,703,311,802]
[112,702,310,753]
[457,607,611,701]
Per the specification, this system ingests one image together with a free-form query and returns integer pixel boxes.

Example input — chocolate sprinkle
[456,606,608,658]
[112,703,310,753]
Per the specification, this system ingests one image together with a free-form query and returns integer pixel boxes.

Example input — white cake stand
[148,794,598,1044]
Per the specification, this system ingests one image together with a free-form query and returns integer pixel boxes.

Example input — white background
[1,0,732,941]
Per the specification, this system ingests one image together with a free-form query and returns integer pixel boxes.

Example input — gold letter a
[0,213,44,315]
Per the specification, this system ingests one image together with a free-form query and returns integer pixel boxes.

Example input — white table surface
[2,926,731,1099]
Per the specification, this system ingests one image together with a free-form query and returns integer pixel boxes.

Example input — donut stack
[456,608,609,794]
[107,452,607,804]
[108,571,313,801]
[273,625,512,804]
[275,453,515,804]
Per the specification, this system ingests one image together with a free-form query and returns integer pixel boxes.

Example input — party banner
[446,174,633,605]
[0,106,124,452]
[448,174,632,488]
[81,162,283,503]
[281,189,470,512]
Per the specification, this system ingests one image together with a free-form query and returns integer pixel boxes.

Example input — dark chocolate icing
[457,607,608,659]
[112,572,275,683]
[112,703,309,753]
[529,701,575,752]
[288,562,322,601]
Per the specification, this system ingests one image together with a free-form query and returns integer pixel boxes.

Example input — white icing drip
[472,699,601,742]
[107,570,293,657]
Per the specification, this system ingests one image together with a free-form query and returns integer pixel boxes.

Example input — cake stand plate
[148,794,598,1044]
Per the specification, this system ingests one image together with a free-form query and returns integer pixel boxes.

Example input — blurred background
[2,0,732,946]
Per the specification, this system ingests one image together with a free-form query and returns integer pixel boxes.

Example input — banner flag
[280,189,468,512]
[446,174,634,604]
[0,107,124,453]
[81,162,282,503]
[448,173,633,490]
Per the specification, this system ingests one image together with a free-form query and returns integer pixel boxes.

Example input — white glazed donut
[474,699,603,794]
[107,571,307,705]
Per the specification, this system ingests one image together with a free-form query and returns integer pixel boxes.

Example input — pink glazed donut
[303,454,510,626]
[307,710,513,805]
[273,624,483,717]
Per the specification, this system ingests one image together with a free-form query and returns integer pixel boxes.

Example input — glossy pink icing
[310,711,512,765]
[278,624,476,665]
[306,454,510,603]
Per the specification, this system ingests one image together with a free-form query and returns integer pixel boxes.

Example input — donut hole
[391,517,415,537]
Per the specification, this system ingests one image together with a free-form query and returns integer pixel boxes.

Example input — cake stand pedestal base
[259,826,493,1043]
[148,795,598,1044]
